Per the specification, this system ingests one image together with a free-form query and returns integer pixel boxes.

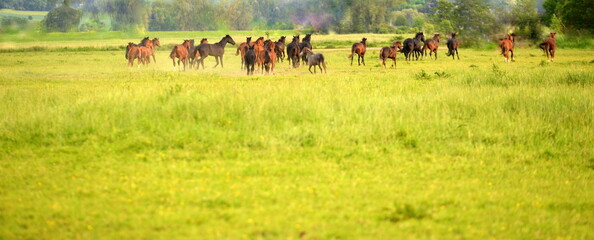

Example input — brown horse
[170,40,191,71]
[139,46,153,65]
[286,35,301,68]
[539,32,557,62]
[379,41,403,68]
[422,34,440,60]
[349,38,367,66]
[147,38,161,63]
[127,42,143,67]
[189,38,208,69]
[236,37,252,70]
[499,33,516,62]
[446,33,460,60]
[263,41,277,74]
[253,37,266,72]
[195,35,236,69]
[125,37,148,60]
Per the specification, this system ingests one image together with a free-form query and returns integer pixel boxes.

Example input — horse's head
[434,34,440,42]
[361,38,367,44]
[224,35,236,45]
[416,32,425,42]
[550,32,556,39]
[128,42,135,47]
[201,38,208,44]
[267,42,276,51]
[299,47,311,57]
[152,38,161,47]
[292,35,300,43]
[279,36,286,42]
[392,41,402,50]
[451,33,457,38]
[506,33,516,43]
[246,37,252,43]
[304,33,312,41]
[182,40,191,49]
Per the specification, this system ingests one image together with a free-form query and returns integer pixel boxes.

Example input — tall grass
[0,47,593,239]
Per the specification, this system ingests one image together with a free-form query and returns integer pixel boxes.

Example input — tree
[452,0,500,45]
[42,0,82,32]
[512,0,542,40]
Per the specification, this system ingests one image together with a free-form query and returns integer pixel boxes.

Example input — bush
[42,2,82,32]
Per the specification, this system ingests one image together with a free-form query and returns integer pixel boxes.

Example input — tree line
[2,0,592,44]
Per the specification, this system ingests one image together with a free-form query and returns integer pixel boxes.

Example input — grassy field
[0,34,593,239]
[0,9,47,21]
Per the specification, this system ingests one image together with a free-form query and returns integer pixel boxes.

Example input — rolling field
[0,35,593,239]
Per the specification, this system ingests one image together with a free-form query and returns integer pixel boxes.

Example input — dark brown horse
[422,34,440,60]
[499,33,516,62]
[263,41,277,74]
[195,35,236,69]
[244,45,257,75]
[379,41,403,68]
[286,35,301,68]
[189,38,208,69]
[539,32,557,62]
[300,47,326,74]
[446,33,460,60]
[402,32,424,61]
[236,37,252,70]
[349,37,367,66]
[299,33,313,64]
[170,40,191,71]
[275,36,286,62]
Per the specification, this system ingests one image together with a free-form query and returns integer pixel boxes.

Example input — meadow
[0,32,593,239]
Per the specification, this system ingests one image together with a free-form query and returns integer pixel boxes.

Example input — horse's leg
[362,54,365,66]
[221,56,224,68]
[172,57,176,71]
[309,65,313,74]
[510,49,515,62]
[455,49,460,60]
[381,58,386,68]
[551,49,555,62]
[393,58,397,68]
[152,54,156,63]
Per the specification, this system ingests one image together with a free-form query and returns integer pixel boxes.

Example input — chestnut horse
[446,33,460,60]
[349,37,367,66]
[263,41,277,74]
[236,37,252,70]
[539,32,557,62]
[286,35,301,68]
[379,41,403,68]
[170,40,191,71]
[499,33,516,62]
[252,37,266,72]
[125,37,148,60]
[422,34,440,60]
[127,42,143,67]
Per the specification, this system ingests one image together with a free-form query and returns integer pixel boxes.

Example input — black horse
[299,33,312,64]
[195,35,236,69]
[446,33,460,60]
[286,35,301,68]
[402,32,425,61]
[244,45,256,75]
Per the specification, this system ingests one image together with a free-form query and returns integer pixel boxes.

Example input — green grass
[0,39,593,239]
[0,8,47,21]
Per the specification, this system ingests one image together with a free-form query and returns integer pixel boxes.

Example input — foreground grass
[0,46,593,239]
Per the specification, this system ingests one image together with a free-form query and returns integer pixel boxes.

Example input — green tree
[42,0,82,32]
[512,0,542,40]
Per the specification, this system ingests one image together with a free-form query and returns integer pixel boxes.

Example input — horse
[446,33,460,60]
[379,41,403,68]
[138,45,153,65]
[422,34,440,60]
[236,37,252,70]
[252,37,266,72]
[263,41,277,74]
[126,42,143,67]
[275,36,286,62]
[147,38,161,63]
[348,37,367,66]
[402,32,424,61]
[170,40,191,71]
[189,38,208,69]
[539,32,557,62]
[244,45,257,75]
[299,33,313,64]
[499,33,516,62]
[125,37,149,60]
[286,35,301,68]
[300,47,326,74]
[195,35,236,69]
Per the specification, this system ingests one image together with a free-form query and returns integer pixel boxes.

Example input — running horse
[195,35,236,69]
[236,37,252,70]
[286,35,301,68]
[402,32,424,61]
[445,33,460,60]
[499,33,516,62]
[422,34,440,60]
[299,33,313,64]
[263,41,277,74]
[349,37,367,66]
[539,32,556,62]
[379,41,403,68]
[170,40,191,71]
[275,36,286,62]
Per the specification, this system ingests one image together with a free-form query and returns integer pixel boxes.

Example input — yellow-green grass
[0,44,593,239]
[0,8,47,21]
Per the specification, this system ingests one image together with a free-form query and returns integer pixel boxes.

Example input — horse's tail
[348,45,356,59]
[170,46,177,59]
[538,42,546,52]
[236,46,241,56]
[125,45,130,59]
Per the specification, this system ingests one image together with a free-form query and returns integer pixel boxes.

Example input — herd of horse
[124,31,558,75]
